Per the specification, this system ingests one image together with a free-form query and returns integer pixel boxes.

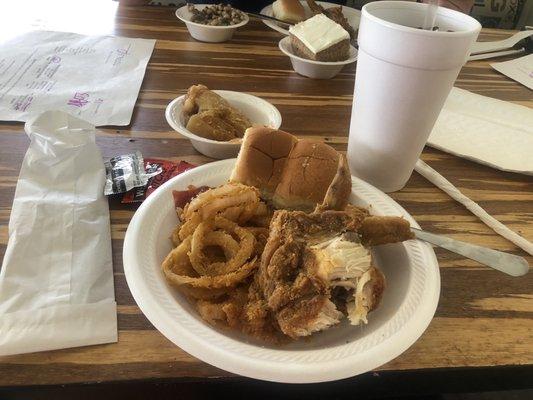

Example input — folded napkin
[0,111,117,356]
[492,54,533,91]
[428,87,533,175]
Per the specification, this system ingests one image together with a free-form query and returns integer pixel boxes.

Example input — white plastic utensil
[414,159,533,256]
[412,228,529,277]
[247,12,291,26]
[470,30,532,55]
[468,47,525,61]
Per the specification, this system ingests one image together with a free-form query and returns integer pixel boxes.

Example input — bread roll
[272,0,306,24]
[230,127,296,198]
[230,126,351,211]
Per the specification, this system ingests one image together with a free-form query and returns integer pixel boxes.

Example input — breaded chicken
[182,84,252,141]
[256,208,413,339]
[186,108,242,141]
[183,84,229,115]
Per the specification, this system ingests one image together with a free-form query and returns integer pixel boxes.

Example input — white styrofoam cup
[347,1,481,192]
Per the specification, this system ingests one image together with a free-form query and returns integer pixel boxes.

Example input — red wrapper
[172,185,210,209]
[121,159,196,204]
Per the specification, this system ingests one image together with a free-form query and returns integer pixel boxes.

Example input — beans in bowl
[187,3,246,26]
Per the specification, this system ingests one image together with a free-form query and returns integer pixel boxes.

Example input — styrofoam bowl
[175,4,249,43]
[279,36,357,79]
[165,91,282,159]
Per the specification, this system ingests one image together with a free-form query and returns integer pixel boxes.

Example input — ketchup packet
[121,159,196,203]
[172,185,210,209]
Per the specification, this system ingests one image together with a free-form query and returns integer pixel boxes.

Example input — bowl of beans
[176,3,249,43]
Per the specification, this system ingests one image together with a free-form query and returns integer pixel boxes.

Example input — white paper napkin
[492,54,533,90]
[0,31,155,126]
[0,111,117,356]
[428,87,533,175]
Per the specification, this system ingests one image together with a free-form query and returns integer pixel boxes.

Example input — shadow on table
[0,365,532,400]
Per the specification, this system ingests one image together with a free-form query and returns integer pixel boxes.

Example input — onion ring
[178,184,269,241]
[189,223,240,275]
[171,225,181,248]
[179,205,259,241]
[190,217,256,276]
[163,183,274,330]
[185,183,258,218]
[196,285,248,328]
[247,202,272,227]
[178,212,202,241]
[196,300,228,325]
[182,183,260,226]
[204,231,240,259]
[162,237,230,299]
[166,258,257,289]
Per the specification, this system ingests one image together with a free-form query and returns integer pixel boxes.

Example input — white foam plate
[260,1,361,36]
[123,159,440,383]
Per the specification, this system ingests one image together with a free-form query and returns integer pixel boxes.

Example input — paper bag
[0,111,117,356]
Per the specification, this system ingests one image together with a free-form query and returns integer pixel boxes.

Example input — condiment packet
[172,185,211,209]
[104,151,162,195]
[121,159,196,203]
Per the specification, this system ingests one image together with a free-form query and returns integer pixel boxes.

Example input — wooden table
[0,1,532,395]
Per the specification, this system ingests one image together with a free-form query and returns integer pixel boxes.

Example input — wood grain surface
[0,1,532,387]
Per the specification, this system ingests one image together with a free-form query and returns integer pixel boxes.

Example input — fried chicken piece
[306,0,357,40]
[347,266,385,325]
[256,208,368,338]
[256,208,412,339]
[244,226,270,256]
[182,84,252,141]
[196,284,249,328]
[360,216,414,246]
[276,295,343,338]
[224,109,252,138]
[196,278,286,344]
[315,154,351,212]
[183,84,229,116]
[241,277,287,343]
[186,108,242,141]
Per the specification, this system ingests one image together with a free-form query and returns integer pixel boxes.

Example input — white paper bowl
[165,91,282,159]
[123,159,441,383]
[175,5,249,43]
[279,36,357,79]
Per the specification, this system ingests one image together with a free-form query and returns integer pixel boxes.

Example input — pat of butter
[289,14,349,54]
